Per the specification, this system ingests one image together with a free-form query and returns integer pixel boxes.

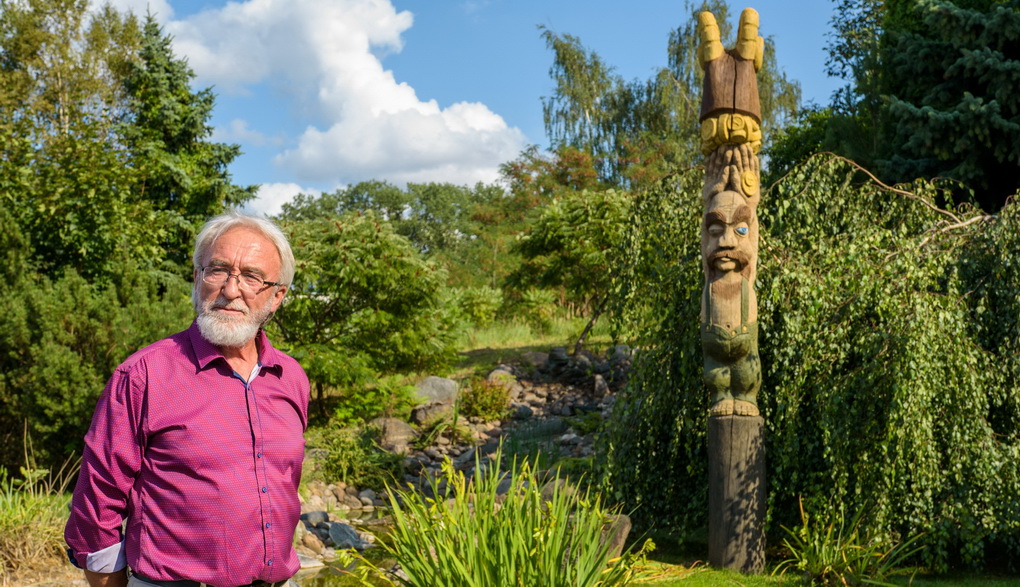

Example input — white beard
[193,289,275,349]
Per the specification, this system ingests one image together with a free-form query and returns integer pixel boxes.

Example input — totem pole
[698,8,766,573]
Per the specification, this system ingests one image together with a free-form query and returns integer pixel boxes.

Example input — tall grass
[0,432,79,584]
[340,447,651,586]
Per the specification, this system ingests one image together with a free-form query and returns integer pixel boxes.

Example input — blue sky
[104,0,844,215]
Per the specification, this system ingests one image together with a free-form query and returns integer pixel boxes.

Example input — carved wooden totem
[699,8,766,574]
[699,8,763,418]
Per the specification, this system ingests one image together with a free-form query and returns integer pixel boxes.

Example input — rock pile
[295,344,634,567]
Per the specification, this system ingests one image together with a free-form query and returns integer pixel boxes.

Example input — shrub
[341,447,652,586]
[458,377,510,421]
[317,425,403,492]
[455,286,503,328]
[599,154,1020,570]
[773,498,924,586]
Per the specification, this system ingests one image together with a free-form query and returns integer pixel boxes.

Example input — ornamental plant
[342,447,652,586]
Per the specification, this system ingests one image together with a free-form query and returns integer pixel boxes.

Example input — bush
[341,447,652,586]
[774,498,924,586]
[455,286,503,328]
[316,425,404,492]
[599,154,1020,570]
[458,377,510,421]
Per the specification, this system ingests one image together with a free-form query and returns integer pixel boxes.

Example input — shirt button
[261,487,268,493]
[267,560,273,566]
[265,522,272,528]
[257,452,263,458]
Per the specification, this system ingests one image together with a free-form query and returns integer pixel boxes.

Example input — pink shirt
[65,321,308,585]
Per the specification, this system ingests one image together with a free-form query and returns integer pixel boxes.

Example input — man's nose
[221,274,244,297]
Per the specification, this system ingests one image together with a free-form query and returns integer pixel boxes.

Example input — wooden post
[698,7,766,573]
[708,415,765,573]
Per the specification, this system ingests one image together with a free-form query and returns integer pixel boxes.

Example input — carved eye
[735,226,749,236]
[708,224,724,237]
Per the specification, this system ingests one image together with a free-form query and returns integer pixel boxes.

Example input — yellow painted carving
[736,8,764,71]
[700,113,762,155]
[697,12,724,67]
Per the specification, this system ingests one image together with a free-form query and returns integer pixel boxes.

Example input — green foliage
[599,153,1020,571]
[119,16,254,272]
[315,424,404,492]
[566,410,605,437]
[279,180,516,289]
[341,448,652,587]
[514,287,558,333]
[329,377,419,428]
[453,286,503,328]
[458,378,510,421]
[774,499,925,586]
[540,0,800,190]
[0,265,193,470]
[271,212,461,403]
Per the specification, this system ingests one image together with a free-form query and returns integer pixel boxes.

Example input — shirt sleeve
[64,361,146,570]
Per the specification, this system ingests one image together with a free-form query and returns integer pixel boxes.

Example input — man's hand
[84,568,129,587]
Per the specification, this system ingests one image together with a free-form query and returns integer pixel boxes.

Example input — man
[65,211,309,587]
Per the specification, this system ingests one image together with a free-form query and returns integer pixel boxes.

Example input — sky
[101,0,844,216]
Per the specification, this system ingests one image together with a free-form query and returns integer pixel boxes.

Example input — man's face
[703,191,756,278]
[192,227,287,349]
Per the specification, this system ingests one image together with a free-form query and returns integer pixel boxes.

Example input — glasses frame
[200,266,282,294]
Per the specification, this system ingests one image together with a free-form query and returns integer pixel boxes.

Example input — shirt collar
[187,320,284,372]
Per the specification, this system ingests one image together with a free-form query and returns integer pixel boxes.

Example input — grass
[0,433,80,586]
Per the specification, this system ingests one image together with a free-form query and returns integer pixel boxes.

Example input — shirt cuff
[83,540,127,573]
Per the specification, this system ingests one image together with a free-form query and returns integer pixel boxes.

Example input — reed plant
[773,498,924,586]
[341,447,651,586]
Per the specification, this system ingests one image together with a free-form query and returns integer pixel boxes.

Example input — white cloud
[154,0,525,188]
[246,183,323,218]
[212,119,283,147]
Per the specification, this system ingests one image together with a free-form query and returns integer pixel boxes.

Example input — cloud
[151,0,525,189]
[212,119,283,148]
[246,183,323,218]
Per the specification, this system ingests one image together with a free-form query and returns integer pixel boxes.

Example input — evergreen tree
[120,15,255,272]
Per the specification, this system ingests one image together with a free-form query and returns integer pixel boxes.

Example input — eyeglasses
[200,266,282,293]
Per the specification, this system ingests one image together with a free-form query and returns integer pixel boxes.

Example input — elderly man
[65,211,309,587]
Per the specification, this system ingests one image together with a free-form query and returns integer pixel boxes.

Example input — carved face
[703,191,756,280]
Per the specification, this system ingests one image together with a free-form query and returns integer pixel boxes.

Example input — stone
[410,402,454,426]
[300,511,330,527]
[328,522,369,551]
[593,374,610,398]
[415,376,458,405]
[369,417,418,455]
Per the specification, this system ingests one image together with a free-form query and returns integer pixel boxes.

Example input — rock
[300,511,330,527]
[297,551,324,568]
[603,514,633,560]
[301,532,324,554]
[487,368,523,401]
[511,403,534,420]
[410,402,454,426]
[328,521,371,550]
[370,417,418,455]
[520,351,549,369]
[415,376,458,404]
[358,489,377,506]
[593,374,610,398]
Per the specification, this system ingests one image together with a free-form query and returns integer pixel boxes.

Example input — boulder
[369,417,418,455]
[415,376,458,405]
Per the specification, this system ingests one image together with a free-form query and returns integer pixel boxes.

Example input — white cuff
[85,540,126,573]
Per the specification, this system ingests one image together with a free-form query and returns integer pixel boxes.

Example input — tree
[269,213,460,413]
[540,0,800,190]
[880,0,1020,210]
[599,154,1020,571]
[509,188,632,352]
[120,15,255,272]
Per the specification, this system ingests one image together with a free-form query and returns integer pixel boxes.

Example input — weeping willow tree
[599,153,1020,571]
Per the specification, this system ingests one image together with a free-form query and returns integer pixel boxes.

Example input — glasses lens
[202,268,263,291]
